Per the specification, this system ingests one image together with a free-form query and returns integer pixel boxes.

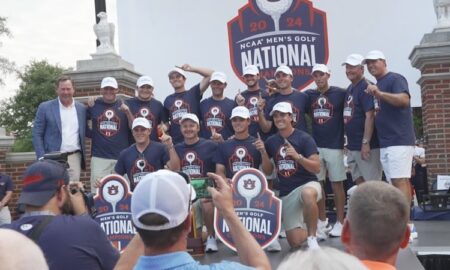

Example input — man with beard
[115,117,180,191]
[2,160,119,270]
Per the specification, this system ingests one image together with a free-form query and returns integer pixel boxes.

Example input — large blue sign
[94,174,135,251]
[215,168,282,251]
[228,0,329,90]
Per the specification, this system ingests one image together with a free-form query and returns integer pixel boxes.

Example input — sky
[1,0,437,107]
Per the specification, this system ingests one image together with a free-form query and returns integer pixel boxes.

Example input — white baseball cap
[101,77,118,89]
[210,71,227,83]
[168,67,187,78]
[270,102,293,116]
[342,54,364,66]
[243,65,259,76]
[363,50,386,64]
[275,65,293,76]
[132,117,151,129]
[180,113,199,125]
[312,64,330,74]
[131,170,196,231]
[230,106,250,119]
[137,76,154,88]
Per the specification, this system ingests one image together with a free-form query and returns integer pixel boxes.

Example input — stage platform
[195,221,450,269]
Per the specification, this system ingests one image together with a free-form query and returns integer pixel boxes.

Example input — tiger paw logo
[205,106,225,132]
[228,0,328,90]
[170,99,190,124]
[243,178,256,190]
[98,109,120,137]
[108,184,119,196]
[312,95,333,124]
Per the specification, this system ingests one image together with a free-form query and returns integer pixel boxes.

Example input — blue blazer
[32,99,87,169]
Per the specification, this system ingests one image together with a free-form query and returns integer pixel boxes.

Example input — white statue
[434,0,450,27]
[255,0,294,32]
[93,12,116,54]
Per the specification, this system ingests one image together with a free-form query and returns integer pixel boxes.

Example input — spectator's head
[0,229,48,270]
[278,246,368,270]
[131,170,196,250]
[55,75,75,106]
[311,64,330,91]
[136,75,154,101]
[18,160,73,215]
[100,77,119,103]
[342,181,410,265]
[363,50,387,79]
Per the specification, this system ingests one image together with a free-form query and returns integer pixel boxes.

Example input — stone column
[410,26,450,185]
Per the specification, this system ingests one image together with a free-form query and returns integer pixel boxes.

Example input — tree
[0,16,16,86]
[0,60,65,151]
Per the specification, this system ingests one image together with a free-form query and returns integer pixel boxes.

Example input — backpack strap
[28,215,55,243]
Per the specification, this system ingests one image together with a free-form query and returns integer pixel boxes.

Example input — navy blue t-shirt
[236,89,271,138]
[343,79,380,151]
[305,86,346,149]
[264,90,308,132]
[200,97,234,140]
[375,72,415,147]
[88,99,131,159]
[265,130,319,197]
[175,138,218,178]
[126,97,168,141]
[164,84,202,144]
[212,136,262,179]
[115,143,170,190]
[3,214,119,270]
[0,174,13,201]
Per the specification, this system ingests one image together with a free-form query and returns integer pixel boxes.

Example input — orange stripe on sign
[23,174,44,186]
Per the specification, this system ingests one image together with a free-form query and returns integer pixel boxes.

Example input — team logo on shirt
[228,0,328,90]
[136,107,155,128]
[275,145,297,177]
[181,151,204,178]
[204,106,225,132]
[229,147,254,174]
[247,96,260,122]
[312,95,333,124]
[343,95,354,124]
[131,158,154,187]
[98,109,120,137]
[170,99,190,124]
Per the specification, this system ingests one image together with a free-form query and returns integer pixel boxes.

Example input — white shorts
[316,148,346,182]
[347,149,383,181]
[380,146,414,182]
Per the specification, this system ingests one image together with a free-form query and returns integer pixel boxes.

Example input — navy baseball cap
[18,160,69,206]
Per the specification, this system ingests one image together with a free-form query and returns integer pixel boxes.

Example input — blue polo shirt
[343,79,380,151]
[305,86,346,149]
[374,72,415,147]
[200,97,234,140]
[175,138,218,178]
[164,84,202,144]
[126,97,168,142]
[265,130,319,197]
[134,251,255,270]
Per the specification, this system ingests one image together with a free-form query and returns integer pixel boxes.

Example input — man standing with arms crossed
[305,64,347,238]
[342,54,383,184]
[164,64,213,144]
[364,50,415,207]
[32,76,87,182]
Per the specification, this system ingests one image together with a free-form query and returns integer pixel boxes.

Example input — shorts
[90,156,117,192]
[316,148,346,182]
[281,181,322,231]
[347,149,383,181]
[380,146,414,182]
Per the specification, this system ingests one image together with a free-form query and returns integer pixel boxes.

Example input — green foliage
[0,60,65,150]
[0,16,16,85]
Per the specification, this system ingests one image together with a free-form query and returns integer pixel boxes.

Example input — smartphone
[191,178,216,199]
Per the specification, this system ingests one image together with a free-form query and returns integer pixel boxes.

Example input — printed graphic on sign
[214,168,282,251]
[228,0,328,90]
[94,174,135,251]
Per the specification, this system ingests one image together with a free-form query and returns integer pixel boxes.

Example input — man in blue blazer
[32,76,87,182]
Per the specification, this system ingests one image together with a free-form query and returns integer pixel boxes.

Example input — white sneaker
[307,236,320,250]
[409,223,418,241]
[266,238,282,252]
[329,222,343,237]
[205,236,218,253]
[316,218,332,241]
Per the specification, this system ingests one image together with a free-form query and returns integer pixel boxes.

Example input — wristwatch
[362,138,369,145]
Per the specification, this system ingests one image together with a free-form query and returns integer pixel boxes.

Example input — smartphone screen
[191,178,215,199]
